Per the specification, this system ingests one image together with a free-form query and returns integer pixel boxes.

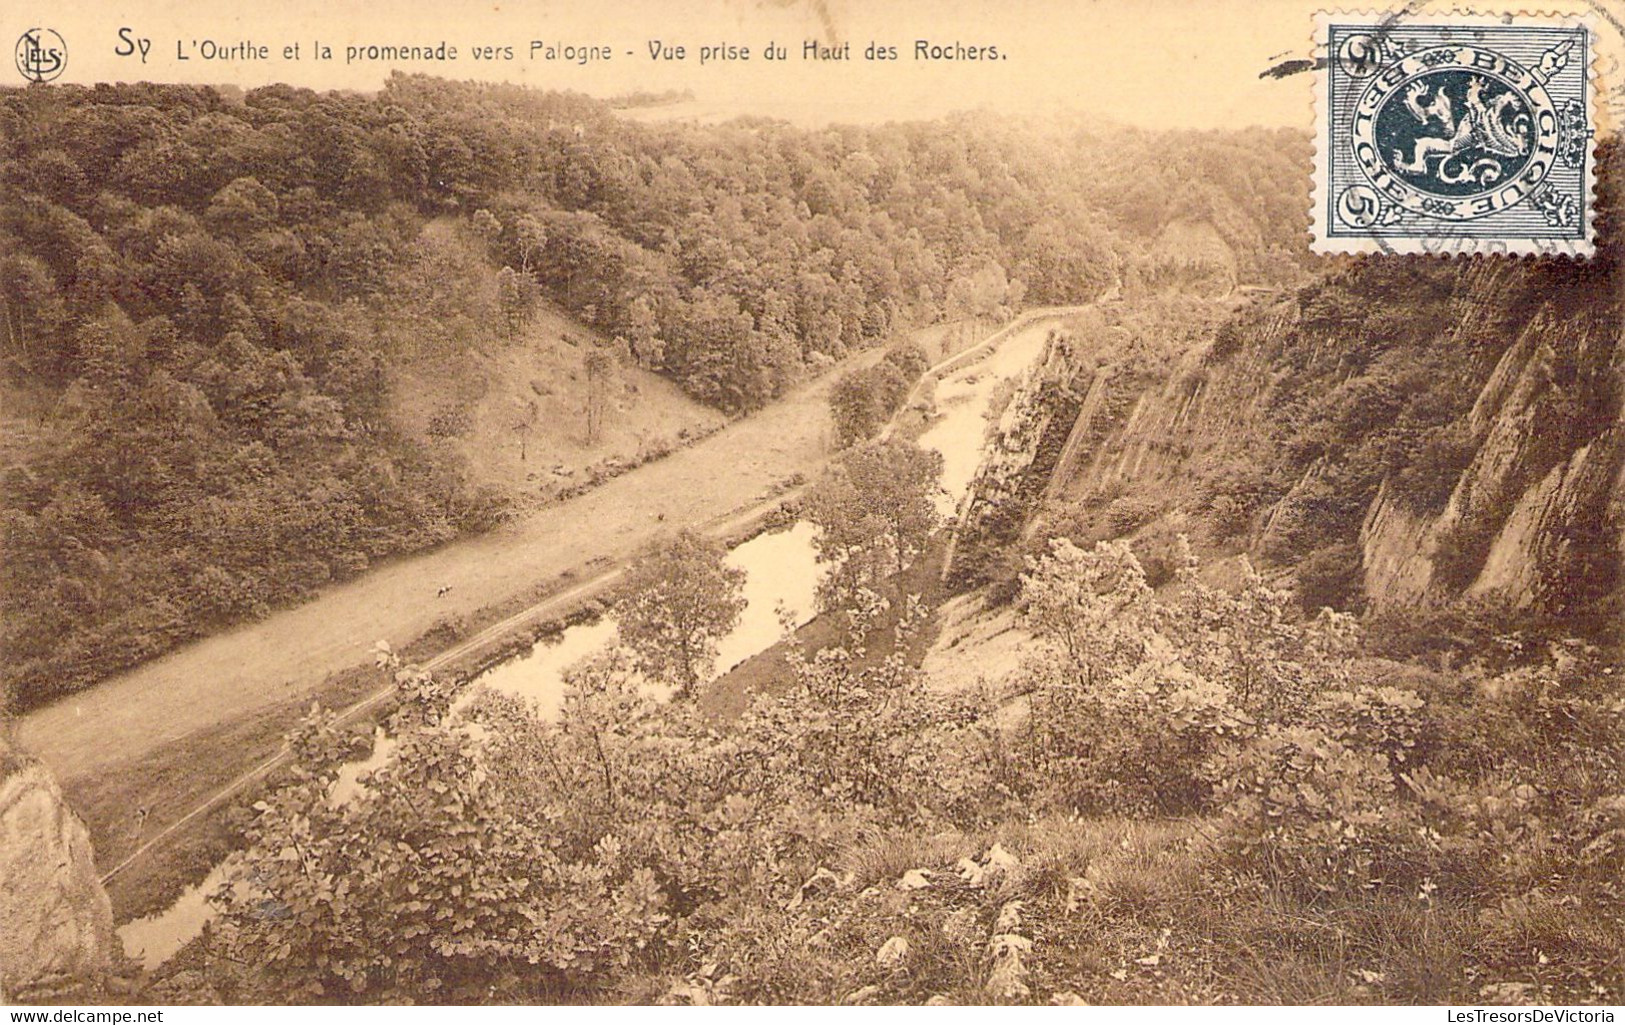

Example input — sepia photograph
[0,0,1622,1010]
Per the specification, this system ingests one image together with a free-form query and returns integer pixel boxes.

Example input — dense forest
[0,75,1306,714]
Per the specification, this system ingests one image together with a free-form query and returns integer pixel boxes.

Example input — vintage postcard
[1,0,1622,1013]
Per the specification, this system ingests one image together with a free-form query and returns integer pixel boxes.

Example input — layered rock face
[1360,293,1625,615]
[1038,204,1622,625]
[0,743,116,999]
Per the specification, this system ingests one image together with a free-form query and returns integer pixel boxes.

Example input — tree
[883,342,930,380]
[470,208,502,247]
[614,530,746,696]
[583,343,617,445]
[804,438,942,607]
[512,397,538,463]
[496,266,539,337]
[623,296,662,368]
[204,177,281,239]
[828,362,908,448]
[213,654,670,1002]
[1017,537,1153,683]
[0,251,65,370]
[512,213,547,275]
[945,257,1022,326]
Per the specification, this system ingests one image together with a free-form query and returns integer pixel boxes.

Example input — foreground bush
[190,539,1621,1005]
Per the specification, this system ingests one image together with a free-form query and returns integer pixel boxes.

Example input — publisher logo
[15,28,66,82]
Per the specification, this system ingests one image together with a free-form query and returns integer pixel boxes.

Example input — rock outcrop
[0,741,117,999]
[1358,280,1624,615]
[1030,153,1624,629]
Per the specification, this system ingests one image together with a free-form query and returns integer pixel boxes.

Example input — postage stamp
[1313,12,1597,256]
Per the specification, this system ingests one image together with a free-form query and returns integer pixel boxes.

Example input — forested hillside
[0,75,1304,714]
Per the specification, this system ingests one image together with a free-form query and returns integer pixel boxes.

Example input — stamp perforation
[1310,9,1599,257]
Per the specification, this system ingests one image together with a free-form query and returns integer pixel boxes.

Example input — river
[114,312,1070,971]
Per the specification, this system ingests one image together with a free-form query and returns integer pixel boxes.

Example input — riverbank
[109,307,1087,972]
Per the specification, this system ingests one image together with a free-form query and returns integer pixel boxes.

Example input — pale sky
[7,0,1623,130]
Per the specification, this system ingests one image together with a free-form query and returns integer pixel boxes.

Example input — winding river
[115,311,1072,971]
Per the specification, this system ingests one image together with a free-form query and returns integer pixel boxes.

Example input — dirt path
[16,361,853,782]
[16,308,1085,786]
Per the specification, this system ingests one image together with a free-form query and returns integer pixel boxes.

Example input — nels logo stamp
[15,27,67,83]
[1313,14,1595,257]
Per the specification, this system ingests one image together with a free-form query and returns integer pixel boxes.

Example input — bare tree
[583,345,616,446]
[513,397,538,463]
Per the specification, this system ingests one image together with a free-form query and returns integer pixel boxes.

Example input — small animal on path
[436,585,453,598]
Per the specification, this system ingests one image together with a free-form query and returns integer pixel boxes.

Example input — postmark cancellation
[1313,12,1597,256]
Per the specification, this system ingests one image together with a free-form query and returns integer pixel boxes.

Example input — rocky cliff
[1028,144,1623,635]
[1360,290,1624,616]
[0,740,117,1000]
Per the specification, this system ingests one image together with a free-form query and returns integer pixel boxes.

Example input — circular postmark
[15,28,66,83]
[1350,44,1560,222]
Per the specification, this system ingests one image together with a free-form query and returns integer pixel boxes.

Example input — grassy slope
[622,809,1509,1005]
[388,298,725,506]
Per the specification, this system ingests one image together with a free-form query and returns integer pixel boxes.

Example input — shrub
[1295,542,1364,614]
[1431,517,1498,592]
[1362,594,1536,669]
[883,343,930,380]
[830,363,910,448]
[1389,424,1476,512]
[1103,495,1160,537]
[1207,494,1251,543]
[1021,651,1248,816]
[1304,683,1429,770]
[1130,518,1189,589]
[1012,539,1253,815]
[1206,321,1244,363]
[425,403,473,439]
[331,550,370,579]
[1208,724,1429,898]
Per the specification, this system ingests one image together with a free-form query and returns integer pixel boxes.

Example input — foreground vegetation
[167,486,1620,1003]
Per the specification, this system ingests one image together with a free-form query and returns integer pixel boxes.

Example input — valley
[0,71,1619,1008]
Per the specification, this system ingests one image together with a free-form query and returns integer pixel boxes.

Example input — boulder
[0,744,116,997]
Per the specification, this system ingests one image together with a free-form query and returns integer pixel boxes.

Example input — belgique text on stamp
[1313,13,1596,256]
